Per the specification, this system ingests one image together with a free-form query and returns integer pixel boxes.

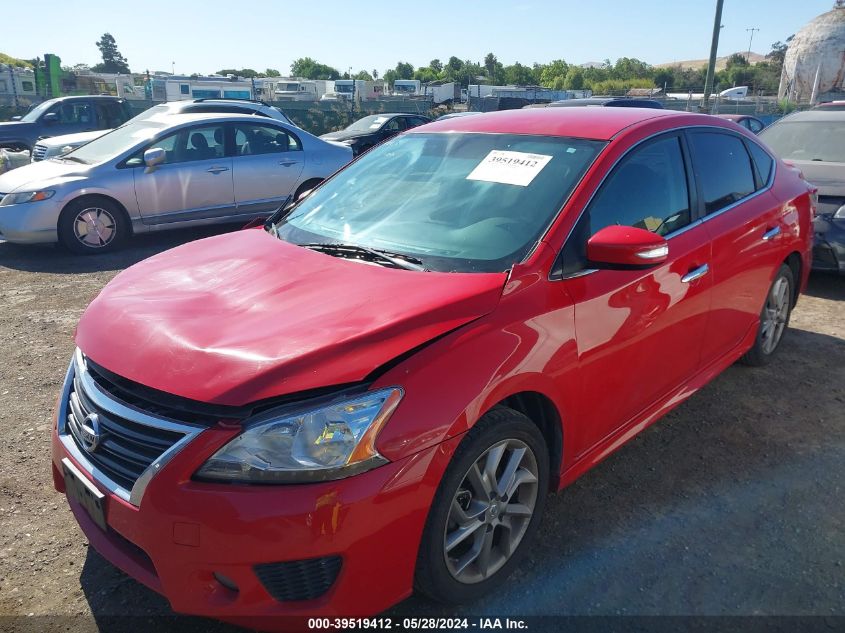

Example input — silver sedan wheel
[443,439,539,584]
[760,275,790,354]
[73,207,116,248]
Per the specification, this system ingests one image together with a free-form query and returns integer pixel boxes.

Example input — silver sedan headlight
[0,190,55,206]
[195,387,403,483]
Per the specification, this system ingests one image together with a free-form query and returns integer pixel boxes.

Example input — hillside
[655,52,767,71]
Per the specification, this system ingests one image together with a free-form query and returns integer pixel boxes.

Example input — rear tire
[415,407,549,605]
[58,197,129,255]
[741,263,794,366]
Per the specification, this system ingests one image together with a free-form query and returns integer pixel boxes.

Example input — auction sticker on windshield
[466,150,553,187]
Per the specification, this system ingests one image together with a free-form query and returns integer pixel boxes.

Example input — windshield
[345,115,390,132]
[760,120,845,163]
[273,132,604,272]
[61,120,167,165]
[21,100,57,123]
[127,104,171,123]
[336,84,354,93]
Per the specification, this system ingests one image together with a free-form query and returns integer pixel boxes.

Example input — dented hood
[76,229,506,406]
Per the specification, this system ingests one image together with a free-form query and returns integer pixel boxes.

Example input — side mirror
[143,147,166,172]
[42,112,58,124]
[587,225,668,267]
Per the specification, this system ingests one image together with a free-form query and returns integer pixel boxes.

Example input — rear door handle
[278,161,298,167]
[762,226,781,241]
[681,263,709,283]
[206,166,229,174]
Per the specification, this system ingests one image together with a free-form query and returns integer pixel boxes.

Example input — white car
[31,99,295,163]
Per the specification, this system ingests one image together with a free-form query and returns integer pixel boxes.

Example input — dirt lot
[0,227,843,632]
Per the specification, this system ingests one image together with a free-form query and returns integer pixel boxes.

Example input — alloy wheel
[760,275,790,354]
[443,439,539,584]
[73,207,116,248]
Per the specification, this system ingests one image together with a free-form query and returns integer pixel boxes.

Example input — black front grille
[65,371,185,492]
[254,556,342,602]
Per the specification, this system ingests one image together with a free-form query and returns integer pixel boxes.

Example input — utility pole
[746,27,760,63]
[702,0,725,110]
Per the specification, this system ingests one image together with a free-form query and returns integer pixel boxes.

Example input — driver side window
[588,135,691,237]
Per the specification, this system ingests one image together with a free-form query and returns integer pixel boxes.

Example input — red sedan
[51,107,814,629]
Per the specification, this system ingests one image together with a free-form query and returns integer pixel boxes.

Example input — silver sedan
[0,112,352,253]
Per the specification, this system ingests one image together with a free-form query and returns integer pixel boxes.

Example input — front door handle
[762,226,781,241]
[681,263,709,283]
[206,166,229,174]
[278,161,298,167]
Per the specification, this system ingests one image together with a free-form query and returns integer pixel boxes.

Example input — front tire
[415,407,549,604]
[741,263,794,366]
[58,197,128,255]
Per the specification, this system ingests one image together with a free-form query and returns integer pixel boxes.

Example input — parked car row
[49,106,816,628]
[0,109,351,252]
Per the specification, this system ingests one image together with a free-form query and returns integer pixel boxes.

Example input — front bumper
[0,197,61,243]
[51,359,458,626]
[812,215,845,275]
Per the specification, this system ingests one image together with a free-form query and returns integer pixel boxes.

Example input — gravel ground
[0,227,843,632]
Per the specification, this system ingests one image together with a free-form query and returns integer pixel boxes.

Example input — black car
[760,109,845,274]
[320,113,432,155]
[0,96,133,152]
[526,97,664,109]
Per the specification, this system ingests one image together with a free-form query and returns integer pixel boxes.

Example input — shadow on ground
[0,223,245,274]
[803,272,844,301]
[62,324,844,629]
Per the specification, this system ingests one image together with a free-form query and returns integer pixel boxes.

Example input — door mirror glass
[143,147,166,169]
[42,112,58,124]
[587,225,669,267]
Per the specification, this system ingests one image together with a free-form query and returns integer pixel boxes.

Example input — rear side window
[687,132,755,214]
[746,140,774,186]
[588,135,691,237]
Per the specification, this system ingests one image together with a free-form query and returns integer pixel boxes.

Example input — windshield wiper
[298,242,428,272]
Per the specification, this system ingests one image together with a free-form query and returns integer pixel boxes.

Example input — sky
[1,0,837,76]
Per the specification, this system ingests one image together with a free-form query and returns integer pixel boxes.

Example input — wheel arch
[783,251,802,306]
[494,391,563,490]
[60,193,134,236]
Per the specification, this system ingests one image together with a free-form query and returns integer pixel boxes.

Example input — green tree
[290,57,340,80]
[503,62,533,85]
[92,33,130,73]
[564,67,585,90]
[538,59,569,87]
[217,68,259,78]
[352,70,373,80]
[725,53,749,69]
[394,61,414,80]
[383,69,398,86]
[653,68,674,90]
[264,68,281,77]
[414,67,439,83]
[429,58,443,74]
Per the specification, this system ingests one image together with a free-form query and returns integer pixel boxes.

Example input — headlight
[834,205,845,220]
[195,387,403,483]
[60,145,75,155]
[0,190,55,206]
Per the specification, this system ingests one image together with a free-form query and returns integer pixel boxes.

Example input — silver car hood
[789,159,845,197]
[0,158,88,193]
[37,130,109,149]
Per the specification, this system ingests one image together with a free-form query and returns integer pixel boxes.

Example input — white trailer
[424,82,458,104]
[334,79,385,101]
[392,79,421,96]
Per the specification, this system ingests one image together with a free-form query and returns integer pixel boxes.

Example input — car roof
[144,112,290,126]
[716,114,755,121]
[777,109,845,122]
[415,107,701,141]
